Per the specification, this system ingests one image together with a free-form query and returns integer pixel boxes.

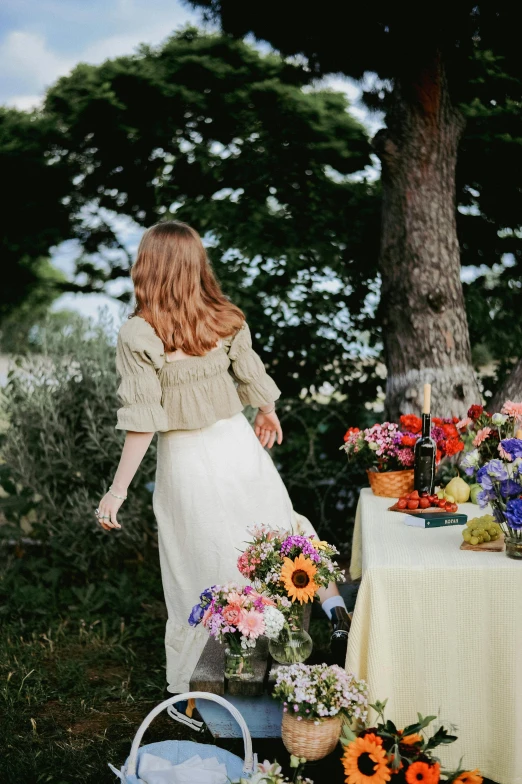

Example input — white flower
[492,413,508,425]
[263,606,285,640]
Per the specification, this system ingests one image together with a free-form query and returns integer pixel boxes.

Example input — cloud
[0,0,200,107]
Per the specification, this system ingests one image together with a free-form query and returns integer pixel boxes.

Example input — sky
[0,0,379,325]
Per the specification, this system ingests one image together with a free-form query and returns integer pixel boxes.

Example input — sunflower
[405,761,440,784]
[453,771,483,784]
[342,734,392,784]
[280,554,318,603]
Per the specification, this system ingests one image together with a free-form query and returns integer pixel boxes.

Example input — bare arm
[97,431,154,531]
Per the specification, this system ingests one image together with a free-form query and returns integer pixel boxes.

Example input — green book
[404,512,468,528]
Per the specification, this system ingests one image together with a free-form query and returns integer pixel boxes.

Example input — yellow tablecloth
[347,488,522,784]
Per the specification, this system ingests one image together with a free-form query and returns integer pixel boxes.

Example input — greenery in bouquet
[237,527,345,611]
[341,419,464,474]
[459,402,522,480]
[188,582,285,652]
[235,757,313,784]
[273,663,368,725]
[341,699,482,784]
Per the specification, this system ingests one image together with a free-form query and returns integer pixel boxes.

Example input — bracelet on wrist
[260,404,276,414]
[109,487,127,501]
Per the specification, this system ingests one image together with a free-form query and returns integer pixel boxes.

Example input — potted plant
[272,663,368,761]
[341,699,483,784]
[237,528,345,663]
[188,582,286,680]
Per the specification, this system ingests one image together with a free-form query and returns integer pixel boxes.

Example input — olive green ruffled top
[115,316,281,432]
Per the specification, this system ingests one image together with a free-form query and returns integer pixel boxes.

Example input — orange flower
[344,427,361,442]
[405,761,440,784]
[280,554,318,603]
[401,733,423,746]
[453,771,483,784]
[342,734,391,784]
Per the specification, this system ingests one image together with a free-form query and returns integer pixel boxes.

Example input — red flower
[344,427,360,442]
[400,415,422,434]
[467,404,484,421]
[442,423,459,439]
[401,434,418,447]
[444,438,465,456]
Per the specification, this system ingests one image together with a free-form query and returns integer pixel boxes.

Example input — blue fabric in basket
[123,740,246,783]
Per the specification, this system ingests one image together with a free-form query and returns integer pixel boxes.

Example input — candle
[423,383,431,415]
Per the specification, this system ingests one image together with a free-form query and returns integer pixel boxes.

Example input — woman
[96,221,350,693]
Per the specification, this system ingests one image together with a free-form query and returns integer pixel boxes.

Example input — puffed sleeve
[224,322,281,408]
[115,317,169,432]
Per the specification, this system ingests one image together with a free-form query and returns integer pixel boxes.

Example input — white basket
[110,691,254,782]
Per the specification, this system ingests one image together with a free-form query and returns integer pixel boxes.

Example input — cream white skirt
[153,411,316,692]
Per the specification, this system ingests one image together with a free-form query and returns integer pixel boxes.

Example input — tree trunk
[491,357,522,410]
[375,54,480,420]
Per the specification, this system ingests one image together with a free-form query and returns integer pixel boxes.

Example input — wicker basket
[367,468,414,498]
[282,713,342,761]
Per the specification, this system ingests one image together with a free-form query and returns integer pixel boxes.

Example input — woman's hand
[254,409,283,449]
[96,491,123,531]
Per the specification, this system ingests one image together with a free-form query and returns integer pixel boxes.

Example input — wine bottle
[414,384,436,494]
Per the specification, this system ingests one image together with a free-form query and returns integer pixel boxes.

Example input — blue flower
[485,459,509,481]
[199,587,214,602]
[477,465,494,490]
[188,603,204,627]
[500,479,522,499]
[500,439,522,460]
[505,498,522,530]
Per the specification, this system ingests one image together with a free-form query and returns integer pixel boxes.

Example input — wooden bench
[190,606,311,738]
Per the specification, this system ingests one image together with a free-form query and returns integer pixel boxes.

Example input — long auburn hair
[132,221,245,355]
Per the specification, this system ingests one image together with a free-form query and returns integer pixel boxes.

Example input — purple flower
[477,465,494,490]
[281,535,321,562]
[500,479,522,499]
[500,439,522,460]
[200,587,214,602]
[477,488,495,508]
[505,498,522,530]
[188,603,204,627]
[485,459,509,481]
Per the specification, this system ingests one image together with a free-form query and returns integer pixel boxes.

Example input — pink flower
[222,603,243,625]
[201,607,213,626]
[456,417,473,431]
[227,591,248,607]
[501,401,522,421]
[250,591,276,607]
[473,426,493,447]
[498,443,513,461]
[237,610,265,639]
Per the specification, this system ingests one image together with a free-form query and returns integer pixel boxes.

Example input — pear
[444,476,471,504]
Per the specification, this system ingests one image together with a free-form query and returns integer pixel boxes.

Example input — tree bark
[375,54,480,420]
[491,357,522,410]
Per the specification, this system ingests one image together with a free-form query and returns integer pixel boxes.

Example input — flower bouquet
[475,438,522,559]
[237,527,345,663]
[342,420,464,497]
[188,582,286,680]
[273,663,368,761]
[234,758,313,784]
[341,699,482,784]
[459,402,522,481]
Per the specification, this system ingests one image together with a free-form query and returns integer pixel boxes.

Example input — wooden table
[190,606,311,738]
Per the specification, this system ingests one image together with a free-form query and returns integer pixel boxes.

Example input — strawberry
[407,499,420,510]
[397,499,407,509]
[419,498,430,508]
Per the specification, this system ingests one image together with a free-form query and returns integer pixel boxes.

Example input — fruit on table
[469,483,481,504]
[444,476,471,504]
[461,515,502,546]
[395,492,457,513]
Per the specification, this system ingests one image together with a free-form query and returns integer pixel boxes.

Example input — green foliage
[0,107,72,314]
[22,28,380,399]
[0,314,158,575]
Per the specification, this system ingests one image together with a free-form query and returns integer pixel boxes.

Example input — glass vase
[224,646,255,681]
[492,503,522,561]
[268,604,313,664]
